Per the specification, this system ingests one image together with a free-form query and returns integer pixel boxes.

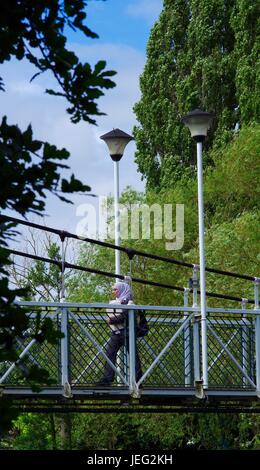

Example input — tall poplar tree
[231,0,260,124]
[133,0,259,189]
[134,0,191,190]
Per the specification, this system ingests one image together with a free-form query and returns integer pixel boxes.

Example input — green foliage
[9,410,259,450]
[238,413,260,449]
[0,399,21,440]
[205,123,260,222]
[16,365,56,392]
[25,242,63,301]
[10,413,56,450]
[231,1,260,124]
[134,0,259,188]
[183,124,260,304]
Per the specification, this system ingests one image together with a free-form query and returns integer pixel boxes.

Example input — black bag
[136,310,149,337]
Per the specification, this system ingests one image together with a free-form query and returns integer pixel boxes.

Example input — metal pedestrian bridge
[1,296,260,413]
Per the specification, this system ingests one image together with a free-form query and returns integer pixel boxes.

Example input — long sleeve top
[106,299,132,333]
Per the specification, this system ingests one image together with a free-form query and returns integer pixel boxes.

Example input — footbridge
[1,215,260,413]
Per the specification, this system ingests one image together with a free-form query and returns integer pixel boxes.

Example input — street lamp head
[100,128,134,161]
[181,109,214,142]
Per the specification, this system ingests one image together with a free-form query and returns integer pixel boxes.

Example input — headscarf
[112,281,133,304]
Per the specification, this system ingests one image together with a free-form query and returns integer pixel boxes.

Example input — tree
[9,229,78,303]
[133,0,192,190]
[133,0,259,189]
[231,0,260,124]
[0,0,116,425]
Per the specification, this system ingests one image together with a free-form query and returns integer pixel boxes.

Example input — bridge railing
[0,301,259,398]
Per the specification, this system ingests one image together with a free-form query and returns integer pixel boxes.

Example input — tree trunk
[49,413,57,450]
[60,414,72,450]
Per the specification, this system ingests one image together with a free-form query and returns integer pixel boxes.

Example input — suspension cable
[1,214,256,281]
[6,247,255,304]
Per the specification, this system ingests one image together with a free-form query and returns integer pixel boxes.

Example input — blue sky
[83,0,162,50]
[1,0,163,238]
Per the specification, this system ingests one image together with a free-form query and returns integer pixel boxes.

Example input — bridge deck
[1,387,259,414]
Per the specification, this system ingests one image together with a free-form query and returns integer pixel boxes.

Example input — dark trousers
[101,332,143,383]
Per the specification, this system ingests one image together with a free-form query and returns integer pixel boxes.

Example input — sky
[1,0,163,239]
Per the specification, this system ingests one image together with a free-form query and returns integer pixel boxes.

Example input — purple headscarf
[112,281,133,303]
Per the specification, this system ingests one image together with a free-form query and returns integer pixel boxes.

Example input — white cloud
[126,0,163,24]
[9,81,44,96]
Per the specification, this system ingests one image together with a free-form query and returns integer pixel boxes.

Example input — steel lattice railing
[1,301,259,399]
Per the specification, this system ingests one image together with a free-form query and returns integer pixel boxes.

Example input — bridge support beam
[241,298,249,387]
[128,308,138,397]
[60,307,71,398]
[184,288,192,386]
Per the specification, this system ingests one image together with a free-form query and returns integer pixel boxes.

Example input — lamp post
[181,109,214,389]
[100,128,134,278]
